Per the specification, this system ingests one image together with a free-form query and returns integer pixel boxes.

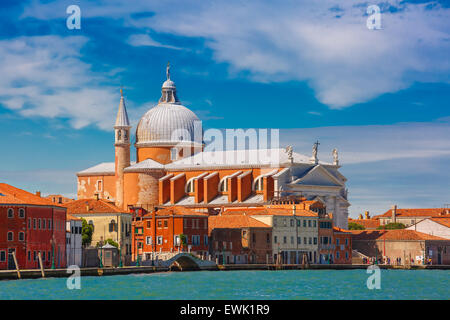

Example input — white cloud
[0,36,120,130]
[280,120,450,165]
[20,1,450,108]
[127,34,182,50]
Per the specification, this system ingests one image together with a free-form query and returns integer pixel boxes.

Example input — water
[0,269,448,299]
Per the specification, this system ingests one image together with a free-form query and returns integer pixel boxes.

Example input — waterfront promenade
[1,263,448,281]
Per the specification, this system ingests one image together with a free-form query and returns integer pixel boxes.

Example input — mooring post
[12,251,21,279]
[38,252,45,278]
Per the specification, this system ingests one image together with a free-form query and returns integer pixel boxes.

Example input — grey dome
[135,103,200,145]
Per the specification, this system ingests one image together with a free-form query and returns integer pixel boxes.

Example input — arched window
[7,208,14,218]
[124,130,128,141]
[18,208,25,218]
[219,176,229,192]
[185,178,195,194]
[7,232,13,241]
[109,219,116,232]
[253,176,264,191]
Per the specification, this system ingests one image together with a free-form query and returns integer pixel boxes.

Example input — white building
[66,217,83,267]
[406,217,450,239]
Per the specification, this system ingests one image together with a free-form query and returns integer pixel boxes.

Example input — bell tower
[114,88,131,209]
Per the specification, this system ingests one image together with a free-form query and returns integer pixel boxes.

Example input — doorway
[7,248,16,270]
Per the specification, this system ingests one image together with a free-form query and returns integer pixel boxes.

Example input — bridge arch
[169,254,200,271]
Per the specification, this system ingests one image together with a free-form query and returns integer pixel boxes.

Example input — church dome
[135,63,201,146]
[136,103,200,145]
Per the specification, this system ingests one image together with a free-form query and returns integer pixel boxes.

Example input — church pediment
[290,165,344,187]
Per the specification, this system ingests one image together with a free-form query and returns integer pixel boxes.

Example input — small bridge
[138,253,217,271]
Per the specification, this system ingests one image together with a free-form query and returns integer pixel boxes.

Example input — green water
[0,270,448,300]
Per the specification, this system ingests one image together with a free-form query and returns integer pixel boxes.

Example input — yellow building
[64,199,133,261]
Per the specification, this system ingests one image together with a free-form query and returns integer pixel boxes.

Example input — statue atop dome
[166,61,171,80]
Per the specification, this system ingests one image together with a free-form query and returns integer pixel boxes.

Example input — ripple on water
[0,269,448,300]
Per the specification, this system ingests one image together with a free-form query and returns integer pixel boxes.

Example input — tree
[180,234,187,250]
[81,218,93,247]
[377,222,405,230]
[96,238,119,248]
[348,222,365,230]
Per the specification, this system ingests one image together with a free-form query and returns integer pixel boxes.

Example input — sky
[0,0,449,217]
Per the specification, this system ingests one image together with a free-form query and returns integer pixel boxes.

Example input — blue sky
[0,0,449,217]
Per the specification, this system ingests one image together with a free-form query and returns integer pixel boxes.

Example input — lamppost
[99,237,103,268]
[50,235,55,270]
[118,241,123,268]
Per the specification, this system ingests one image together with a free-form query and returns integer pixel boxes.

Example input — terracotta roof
[350,229,447,241]
[209,214,270,232]
[0,183,60,206]
[223,207,318,217]
[143,206,208,217]
[429,217,450,228]
[375,208,449,219]
[348,218,380,229]
[67,214,82,221]
[333,227,352,233]
[64,199,125,214]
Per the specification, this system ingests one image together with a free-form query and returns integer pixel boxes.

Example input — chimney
[358,214,363,220]
[86,205,90,212]
[292,205,296,215]
[391,205,397,223]
[364,211,370,219]
[35,191,41,197]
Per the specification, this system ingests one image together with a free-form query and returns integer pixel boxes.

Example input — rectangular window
[309,237,312,245]
[223,241,227,250]
[19,232,24,241]
[0,251,5,262]
[170,147,178,160]
[314,237,317,245]
[297,220,301,227]
[297,237,301,244]
[33,218,36,229]
[164,220,168,228]
[345,238,349,246]
[158,220,162,228]
[204,235,208,246]
[313,220,317,228]
[266,233,270,243]
[308,220,311,227]
[303,220,306,227]
[28,218,31,229]
[304,237,307,244]
[283,236,287,244]
[157,236,163,245]
[291,236,294,244]
[42,251,46,261]
[7,232,13,241]
[290,219,294,227]
[274,236,277,244]
[146,236,152,245]
[33,251,37,261]
[38,218,41,229]
[146,220,151,228]
[336,239,340,246]
[43,219,46,230]
[28,251,31,261]
[48,219,52,230]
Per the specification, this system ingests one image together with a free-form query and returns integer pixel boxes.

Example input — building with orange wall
[132,206,209,262]
[333,227,352,264]
[77,64,350,229]
[208,214,272,264]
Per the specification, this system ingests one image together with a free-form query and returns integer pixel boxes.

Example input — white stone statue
[285,145,293,163]
[332,148,339,165]
[311,141,319,164]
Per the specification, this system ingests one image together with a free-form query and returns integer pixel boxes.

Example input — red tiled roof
[223,207,318,217]
[429,217,450,228]
[375,208,449,219]
[209,214,270,232]
[64,199,125,214]
[0,183,60,206]
[350,229,446,241]
[333,227,352,233]
[143,206,208,218]
[348,218,380,229]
